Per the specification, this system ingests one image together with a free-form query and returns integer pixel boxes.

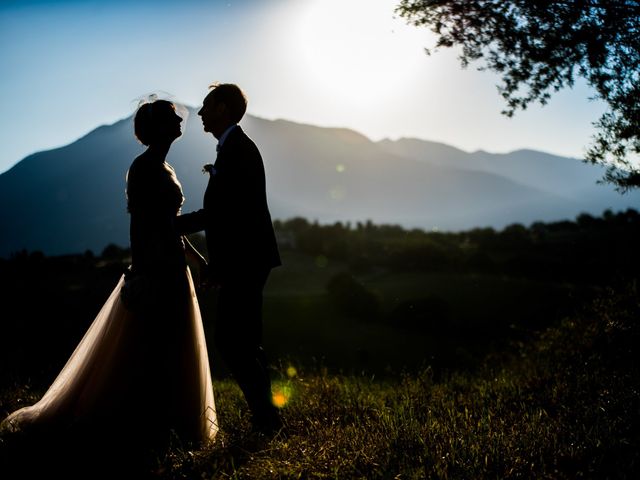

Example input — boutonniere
[202,164,217,176]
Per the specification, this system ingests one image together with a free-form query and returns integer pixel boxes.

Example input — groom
[176,83,282,434]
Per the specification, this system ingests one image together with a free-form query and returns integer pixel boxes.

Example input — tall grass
[1,284,638,479]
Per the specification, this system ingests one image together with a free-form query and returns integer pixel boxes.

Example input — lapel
[205,126,243,203]
[214,125,243,167]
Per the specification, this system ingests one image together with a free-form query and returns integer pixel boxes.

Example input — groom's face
[198,93,225,138]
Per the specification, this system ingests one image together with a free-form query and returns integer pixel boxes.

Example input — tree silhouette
[397,0,640,190]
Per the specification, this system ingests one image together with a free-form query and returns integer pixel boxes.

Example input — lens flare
[271,382,294,409]
[272,391,287,408]
[329,186,346,201]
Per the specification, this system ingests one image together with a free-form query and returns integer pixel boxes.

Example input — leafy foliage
[396,0,640,190]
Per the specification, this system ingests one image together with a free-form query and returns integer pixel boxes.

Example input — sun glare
[293,0,426,105]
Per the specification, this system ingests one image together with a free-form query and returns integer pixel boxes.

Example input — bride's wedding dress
[1,152,217,449]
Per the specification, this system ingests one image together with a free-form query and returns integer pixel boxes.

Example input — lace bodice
[126,152,186,274]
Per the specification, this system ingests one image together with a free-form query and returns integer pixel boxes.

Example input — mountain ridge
[1,112,637,257]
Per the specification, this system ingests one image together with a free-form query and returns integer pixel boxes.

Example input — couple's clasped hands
[183,235,220,291]
[193,257,221,291]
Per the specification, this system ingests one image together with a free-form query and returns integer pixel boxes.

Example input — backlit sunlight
[293,0,427,106]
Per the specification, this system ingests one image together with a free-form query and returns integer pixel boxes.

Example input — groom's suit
[176,125,281,428]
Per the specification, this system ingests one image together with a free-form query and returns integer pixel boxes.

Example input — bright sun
[293,0,426,106]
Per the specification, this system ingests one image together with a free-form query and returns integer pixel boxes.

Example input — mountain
[377,138,606,198]
[1,111,638,257]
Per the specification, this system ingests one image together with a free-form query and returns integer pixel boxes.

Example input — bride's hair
[133,91,189,146]
[134,99,176,146]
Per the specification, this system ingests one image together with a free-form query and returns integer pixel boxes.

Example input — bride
[1,98,217,457]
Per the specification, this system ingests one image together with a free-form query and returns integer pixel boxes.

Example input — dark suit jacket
[176,126,281,278]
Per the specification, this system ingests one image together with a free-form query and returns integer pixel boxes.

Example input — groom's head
[198,83,247,139]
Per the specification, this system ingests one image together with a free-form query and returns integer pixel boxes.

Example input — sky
[0,0,607,174]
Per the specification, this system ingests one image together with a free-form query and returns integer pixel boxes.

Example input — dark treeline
[5,207,635,283]
[275,208,640,284]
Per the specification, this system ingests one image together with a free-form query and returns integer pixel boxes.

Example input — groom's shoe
[251,410,285,438]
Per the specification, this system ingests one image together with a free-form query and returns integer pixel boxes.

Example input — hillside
[1,112,639,256]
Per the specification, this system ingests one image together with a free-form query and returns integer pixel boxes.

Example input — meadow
[1,211,638,478]
[259,251,589,376]
[171,282,639,479]
[1,282,637,478]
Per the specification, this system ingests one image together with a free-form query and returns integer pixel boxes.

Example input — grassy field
[1,249,635,478]
[0,250,596,383]
[1,282,637,479]
[209,251,594,376]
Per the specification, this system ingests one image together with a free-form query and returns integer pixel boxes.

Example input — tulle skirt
[1,268,217,448]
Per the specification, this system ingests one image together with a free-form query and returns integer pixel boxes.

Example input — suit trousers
[214,269,277,424]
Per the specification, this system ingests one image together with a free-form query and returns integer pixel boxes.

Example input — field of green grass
[2,213,639,477]
[203,251,593,376]
[0,249,602,384]
[2,282,637,479]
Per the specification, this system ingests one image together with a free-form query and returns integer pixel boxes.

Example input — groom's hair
[208,83,247,124]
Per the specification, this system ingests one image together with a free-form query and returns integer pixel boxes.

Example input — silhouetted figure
[0,98,217,477]
[176,83,282,435]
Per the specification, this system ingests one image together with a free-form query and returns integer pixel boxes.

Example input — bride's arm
[175,209,207,235]
[183,235,207,266]
[183,236,214,288]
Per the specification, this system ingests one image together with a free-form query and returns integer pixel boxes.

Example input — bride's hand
[196,257,208,275]
[201,267,221,290]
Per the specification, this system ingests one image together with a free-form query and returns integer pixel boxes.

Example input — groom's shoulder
[233,127,262,157]
[233,125,251,143]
